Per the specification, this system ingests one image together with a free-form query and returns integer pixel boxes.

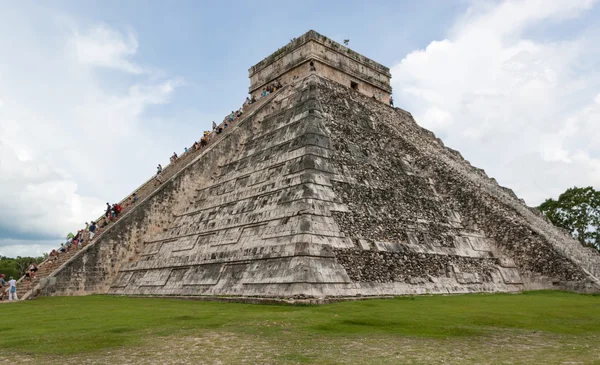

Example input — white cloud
[421,106,454,131]
[391,0,600,205]
[69,24,143,74]
[0,5,185,256]
[0,239,57,258]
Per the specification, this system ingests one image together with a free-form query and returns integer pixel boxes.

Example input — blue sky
[1,0,600,257]
[51,0,465,120]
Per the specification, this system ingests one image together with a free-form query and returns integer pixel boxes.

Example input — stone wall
[318,79,600,294]
[105,76,355,298]
[251,60,390,105]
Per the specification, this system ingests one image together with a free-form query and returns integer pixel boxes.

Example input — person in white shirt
[8,276,17,301]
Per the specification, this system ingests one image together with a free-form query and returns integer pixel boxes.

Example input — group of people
[0,261,38,301]
[215,80,283,136]
[48,221,98,263]
[260,80,283,98]
[40,193,140,276]
[52,229,86,257]
[2,188,142,300]
[0,274,18,301]
[155,80,286,183]
[105,202,123,221]
[1,221,99,300]
[192,133,209,151]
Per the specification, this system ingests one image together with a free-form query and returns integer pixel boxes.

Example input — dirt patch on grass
[2,331,599,365]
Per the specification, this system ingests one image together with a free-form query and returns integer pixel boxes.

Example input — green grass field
[1,291,599,364]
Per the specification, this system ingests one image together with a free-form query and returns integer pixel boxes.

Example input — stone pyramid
[41,31,600,300]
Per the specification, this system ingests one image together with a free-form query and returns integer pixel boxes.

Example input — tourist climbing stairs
[14,249,79,299]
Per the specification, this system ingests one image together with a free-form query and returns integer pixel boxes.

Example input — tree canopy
[0,255,45,279]
[538,186,600,251]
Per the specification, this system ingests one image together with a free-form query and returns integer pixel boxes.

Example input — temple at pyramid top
[248,30,392,101]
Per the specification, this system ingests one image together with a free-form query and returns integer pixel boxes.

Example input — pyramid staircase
[5,86,285,301]
[13,249,78,299]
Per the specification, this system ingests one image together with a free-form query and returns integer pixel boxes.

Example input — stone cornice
[248,30,391,78]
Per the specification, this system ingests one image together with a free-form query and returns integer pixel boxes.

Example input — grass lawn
[1,291,599,364]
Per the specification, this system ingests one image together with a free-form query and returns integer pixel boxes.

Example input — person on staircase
[8,276,17,301]
[89,221,98,240]
[156,163,164,184]
[72,230,82,249]
[28,263,38,280]
[0,274,6,300]
[127,194,137,206]
[100,218,110,229]
[24,270,31,286]
[79,231,88,247]
[105,203,112,221]
[65,233,73,250]
[24,263,37,289]
[110,204,116,220]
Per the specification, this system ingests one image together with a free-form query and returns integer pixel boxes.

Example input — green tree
[538,186,600,251]
[0,255,45,278]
